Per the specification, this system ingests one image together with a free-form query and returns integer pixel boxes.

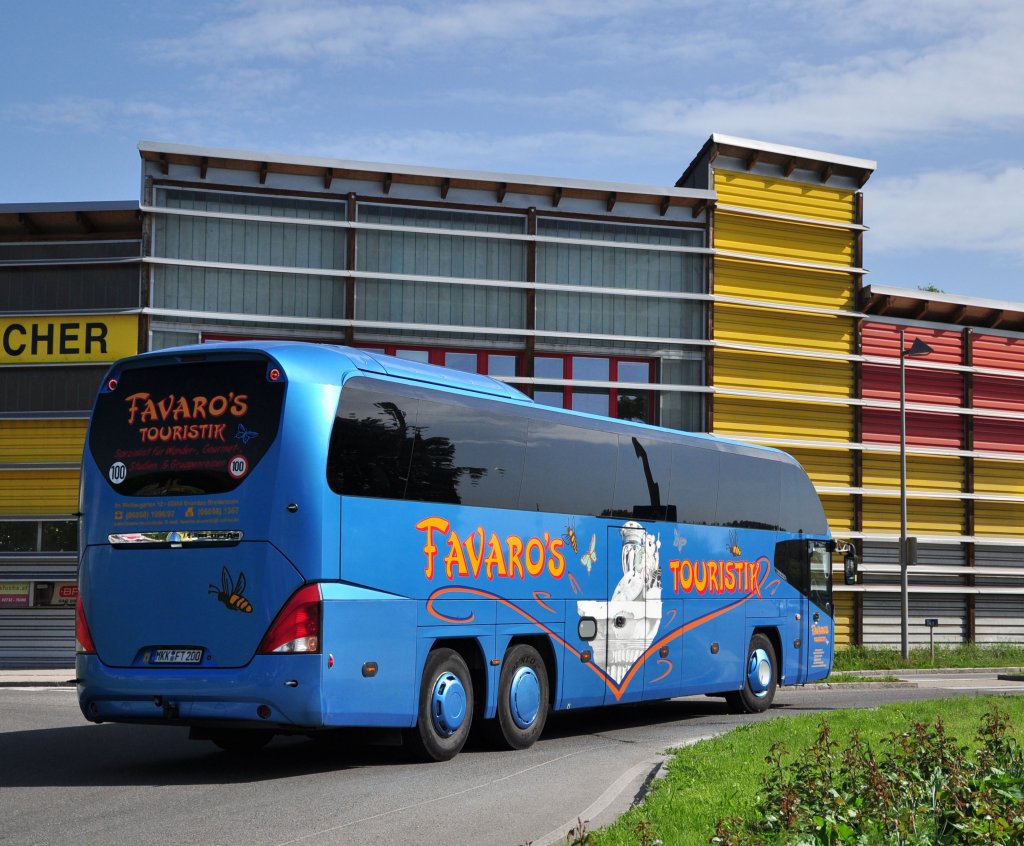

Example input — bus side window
[404,397,526,510]
[717,453,781,530]
[328,380,417,500]
[774,539,809,593]
[779,463,828,535]
[611,436,672,521]
[520,418,616,516]
[667,446,719,526]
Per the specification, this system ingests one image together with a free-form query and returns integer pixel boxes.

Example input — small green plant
[713,707,1024,845]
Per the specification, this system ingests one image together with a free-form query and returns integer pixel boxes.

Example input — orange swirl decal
[533,591,556,614]
[651,658,673,684]
[426,552,771,702]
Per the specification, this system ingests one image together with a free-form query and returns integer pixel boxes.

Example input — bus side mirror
[843,553,858,585]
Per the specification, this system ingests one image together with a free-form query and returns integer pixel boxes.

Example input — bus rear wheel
[407,648,474,762]
[726,633,777,714]
[491,643,549,750]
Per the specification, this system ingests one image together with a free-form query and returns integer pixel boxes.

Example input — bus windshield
[88,355,285,496]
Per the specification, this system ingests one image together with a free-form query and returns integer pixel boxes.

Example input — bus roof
[112,340,801,467]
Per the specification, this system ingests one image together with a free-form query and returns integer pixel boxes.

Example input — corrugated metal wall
[0,419,87,464]
[711,166,860,644]
[0,608,74,668]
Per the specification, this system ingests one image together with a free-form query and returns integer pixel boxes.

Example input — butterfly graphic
[235,423,259,445]
[673,527,687,551]
[580,534,597,572]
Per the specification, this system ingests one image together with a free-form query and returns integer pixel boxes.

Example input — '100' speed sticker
[228,455,249,479]
[108,462,127,484]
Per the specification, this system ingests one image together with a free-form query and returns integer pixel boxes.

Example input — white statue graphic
[577,521,663,684]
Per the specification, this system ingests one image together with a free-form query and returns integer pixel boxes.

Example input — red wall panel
[971,333,1024,372]
[861,364,963,406]
[973,374,1024,413]
[862,408,964,449]
[861,322,963,365]
[974,418,1024,453]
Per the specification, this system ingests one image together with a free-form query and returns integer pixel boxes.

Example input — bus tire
[491,643,549,750]
[407,648,474,762]
[726,633,777,714]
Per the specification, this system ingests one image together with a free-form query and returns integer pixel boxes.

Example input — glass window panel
[487,355,517,377]
[716,453,782,530]
[572,357,609,381]
[444,352,478,373]
[780,463,828,534]
[0,522,37,552]
[533,389,564,408]
[612,436,672,521]
[41,521,78,552]
[406,397,526,509]
[570,389,609,416]
[534,357,563,379]
[395,349,430,363]
[668,447,720,526]
[616,361,649,383]
[328,380,416,499]
[617,391,650,423]
[520,419,616,516]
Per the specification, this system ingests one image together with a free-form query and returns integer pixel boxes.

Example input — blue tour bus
[76,341,839,760]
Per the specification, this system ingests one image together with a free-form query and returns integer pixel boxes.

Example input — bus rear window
[88,357,285,496]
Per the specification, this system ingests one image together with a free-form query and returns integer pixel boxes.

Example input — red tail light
[258,584,322,654]
[76,598,96,654]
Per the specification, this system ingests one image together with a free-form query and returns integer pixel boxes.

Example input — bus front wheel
[726,633,777,714]
[491,643,549,750]
[407,648,474,762]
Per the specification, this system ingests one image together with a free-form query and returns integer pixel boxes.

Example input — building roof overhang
[862,284,1024,333]
[138,141,715,216]
[0,201,141,242]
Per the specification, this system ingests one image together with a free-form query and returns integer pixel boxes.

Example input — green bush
[712,707,1024,845]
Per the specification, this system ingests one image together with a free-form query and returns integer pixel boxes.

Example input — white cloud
[626,2,1024,147]
[147,0,656,66]
[868,166,1024,260]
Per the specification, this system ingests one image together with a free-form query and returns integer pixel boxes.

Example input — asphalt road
[2,675,1022,846]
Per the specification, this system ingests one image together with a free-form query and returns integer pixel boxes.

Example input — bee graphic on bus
[563,518,579,554]
[209,567,253,613]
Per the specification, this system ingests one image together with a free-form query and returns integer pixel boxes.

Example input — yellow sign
[0,314,138,364]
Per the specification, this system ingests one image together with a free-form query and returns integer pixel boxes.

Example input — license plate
[150,648,203,664]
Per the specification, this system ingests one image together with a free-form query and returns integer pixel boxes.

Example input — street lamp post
[899,329,934,662]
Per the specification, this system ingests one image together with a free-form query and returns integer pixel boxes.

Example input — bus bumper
[76,653,325,729]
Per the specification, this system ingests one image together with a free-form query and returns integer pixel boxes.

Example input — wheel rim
[430,671,467,737]
[747,647,772,698]
[509,666,541,729]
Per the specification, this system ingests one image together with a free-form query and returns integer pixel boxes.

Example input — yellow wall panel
[714,303,854,354]
[714,170,857,224]
[832,591,854,649]
[974,460,1024,497]
[975,503,1024,538]
[713,396,853,442]
[820,494,853,533]
[862,453,964,494]
[715,349,853,398]
[862,498,964,536]
[715,211,856,268]
[0,419,88,464]
[0,469,79,514]
[715,257,855,311]
[785,448,853,488]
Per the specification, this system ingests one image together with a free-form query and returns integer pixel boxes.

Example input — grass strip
[586,696,1024,846]
[835,643,1024,671]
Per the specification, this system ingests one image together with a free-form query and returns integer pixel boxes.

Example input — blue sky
[3,0,1023,303]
